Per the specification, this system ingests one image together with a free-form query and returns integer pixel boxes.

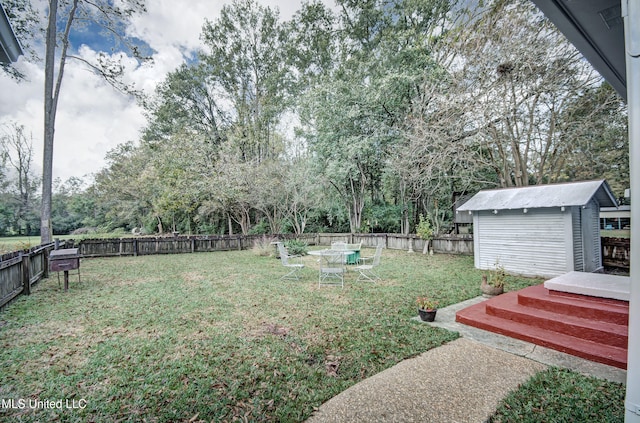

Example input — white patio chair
[354,244,383,282]
[276,242,304,280]
[330,241,347,262]
[319,250,347,288]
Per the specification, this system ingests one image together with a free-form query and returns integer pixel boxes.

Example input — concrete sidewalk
[306,296,627,423]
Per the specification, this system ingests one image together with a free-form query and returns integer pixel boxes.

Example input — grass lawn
[0,249,625,421]
[489,367,626,422]
[0,236,44,254]
[0,234,120,255]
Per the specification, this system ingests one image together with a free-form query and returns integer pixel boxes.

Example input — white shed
[457,180,618,278]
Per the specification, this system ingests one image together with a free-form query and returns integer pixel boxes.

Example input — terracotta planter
[481,278,504,297]
[418,308,437,322]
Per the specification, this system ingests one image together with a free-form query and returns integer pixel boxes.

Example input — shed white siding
[474,208,569,277]
[461,180,616,278]
[572,207,584,271]
[581,198,602,272]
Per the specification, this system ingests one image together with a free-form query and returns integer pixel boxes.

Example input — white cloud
[1,0,333,183]
[1,54,145,182]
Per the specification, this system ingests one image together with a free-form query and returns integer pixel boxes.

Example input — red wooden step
[486,293,627,348]
[517,285,629,325]
[455,285,629,370]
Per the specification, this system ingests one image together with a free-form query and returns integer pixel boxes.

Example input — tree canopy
[1,0,629,238]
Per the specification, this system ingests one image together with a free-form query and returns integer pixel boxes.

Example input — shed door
[475,208,567,277]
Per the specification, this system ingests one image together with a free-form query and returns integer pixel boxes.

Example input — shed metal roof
[457,180,618,212]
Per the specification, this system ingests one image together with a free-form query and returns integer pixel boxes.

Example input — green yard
[0,234,117,255]
[0,249,625,422]
[0,236,43,254]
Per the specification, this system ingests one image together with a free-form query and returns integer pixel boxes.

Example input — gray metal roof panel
[457,180,617,211]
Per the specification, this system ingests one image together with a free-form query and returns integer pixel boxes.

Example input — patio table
[308,249,355,287]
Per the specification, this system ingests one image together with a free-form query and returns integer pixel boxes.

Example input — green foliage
[200,0,289,162]
[248,220,271,235]
[365,203,402,233]
[284,239,308,256]
[416,296,438,311]
[416,214,433,240]
[484,263,507,288]
[4,0,625,239]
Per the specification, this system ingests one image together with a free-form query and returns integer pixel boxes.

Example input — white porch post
[624,0,640,421]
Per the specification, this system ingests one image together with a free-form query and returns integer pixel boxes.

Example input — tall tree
[284,157,322,234]
[451,0,617,188]
[286,1,337,89]
[401,0,627,224]
[40,0,147,243]
[200,0,290,162]
[301,0,453,232]
[143,62,230,146]
[0,122,40,235]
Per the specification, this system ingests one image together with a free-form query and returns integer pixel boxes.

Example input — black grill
[49,248,81,291]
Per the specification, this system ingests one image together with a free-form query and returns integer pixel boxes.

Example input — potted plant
[481,263,506,297]
[416,214,434,255]
[416,296,439,322]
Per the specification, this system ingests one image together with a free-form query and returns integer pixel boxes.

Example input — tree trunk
[41,0,58,244]
[41,0,78,244]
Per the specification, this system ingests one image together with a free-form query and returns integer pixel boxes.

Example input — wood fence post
[43,247,50,279]
[21,253,31,296]
[133,239,138,257]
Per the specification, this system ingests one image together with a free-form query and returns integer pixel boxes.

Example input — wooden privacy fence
[0,233,473,311]
[313,233,474,254]
[77,233,455,258]
[601,237,630,270]
[78,234,317,257]
[0,242,65,310]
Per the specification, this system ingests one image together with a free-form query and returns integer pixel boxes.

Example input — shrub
[416,214,433,240]
[252,235,277,257]
[285,239,308,256]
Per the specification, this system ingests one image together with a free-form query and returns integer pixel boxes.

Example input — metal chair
[319,250,347,288]
[354,244,383,282]
[331,241,347,249]
[276,242,304,280]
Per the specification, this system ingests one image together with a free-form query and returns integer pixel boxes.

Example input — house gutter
[623,0,640,420]
[0,2,23,63]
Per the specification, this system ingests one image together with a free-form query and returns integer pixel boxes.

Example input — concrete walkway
[306,296,627,423]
